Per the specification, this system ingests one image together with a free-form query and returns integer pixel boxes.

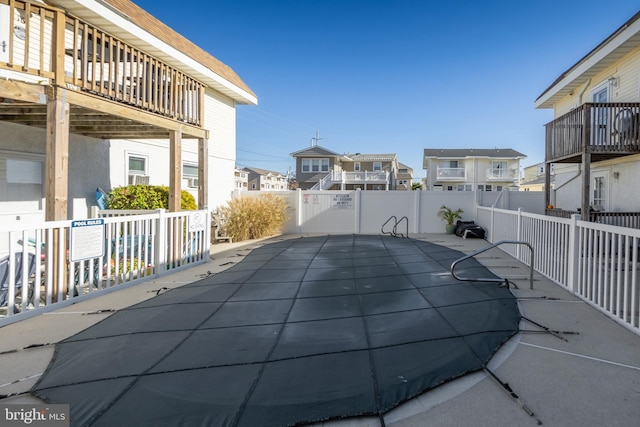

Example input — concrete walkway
[1,234,639,426]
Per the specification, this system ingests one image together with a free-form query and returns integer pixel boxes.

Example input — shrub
[218,194,288,242]
[107,185,197,210]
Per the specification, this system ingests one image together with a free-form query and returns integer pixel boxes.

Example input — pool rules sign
[70,219,105,262]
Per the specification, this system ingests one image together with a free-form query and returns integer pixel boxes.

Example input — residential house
[234,168,249,191]
[0,0,256,225]
[422,148,525,191]
[520,162,555,192]
[243,167,288,191]
[396,163,414,191]
[535,11,640,220]
[290,145,404,190]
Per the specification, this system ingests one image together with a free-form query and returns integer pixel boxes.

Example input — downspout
[577,78,591,105]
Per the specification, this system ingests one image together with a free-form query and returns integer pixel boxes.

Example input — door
[592,83,609,145]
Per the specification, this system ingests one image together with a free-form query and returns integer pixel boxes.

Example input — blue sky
[133,0,640,178]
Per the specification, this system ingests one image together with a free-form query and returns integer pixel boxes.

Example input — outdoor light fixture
[608,76,619,87]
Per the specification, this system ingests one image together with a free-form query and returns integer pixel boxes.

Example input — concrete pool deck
[1,234,639,426]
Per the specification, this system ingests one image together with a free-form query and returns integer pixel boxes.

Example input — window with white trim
[354,162,361,171]
[373,162,382,171]
[302,158,329,173]
[183,163,198,188]
[127,154,149,185]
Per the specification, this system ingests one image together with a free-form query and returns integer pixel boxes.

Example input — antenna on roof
[311,129,322,147]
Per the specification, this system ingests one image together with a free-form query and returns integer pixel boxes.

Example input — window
[373,162,382,171]
[592,175,606,208]
[128,155,146,175]
[251,183,256,189]
[183,163,199,188]
[302,158,329,172]
[127,154,149,185]
[183,163,198,178]
[4,157,44,207]
[354,162,361,171]
[442,160,458,168]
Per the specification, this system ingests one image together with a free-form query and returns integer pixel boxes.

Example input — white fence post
[354,189,361,234]
[566,214,580,292]
[296,188,302,234]
[155,209,167,274]
[490,205,496,243]
[516,208,522,259]
[414,190,420,234]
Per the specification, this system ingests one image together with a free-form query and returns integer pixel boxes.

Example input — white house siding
[551,155,640,213]
[0,121,110,222]
[554,45,640,117]
[203,89,237,210]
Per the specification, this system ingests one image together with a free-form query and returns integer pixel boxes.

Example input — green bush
[218,194,288,242]
[107,185,197,210]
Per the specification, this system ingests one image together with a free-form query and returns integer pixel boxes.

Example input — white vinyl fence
[231,189,543,234]
[477,206,640,334]
[0,209,209,325]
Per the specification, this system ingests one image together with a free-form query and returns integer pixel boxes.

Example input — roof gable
[535,11,640,109]
[423,148,526,159]
[290,145,342,157]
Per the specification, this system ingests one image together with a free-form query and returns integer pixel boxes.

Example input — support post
[169,128,182,212]
[198,137,208,210]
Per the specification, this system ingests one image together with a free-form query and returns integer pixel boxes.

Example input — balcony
[0,0,205,139]
[313,170,390,190]
[436,167,466,181]
[485,168,518,181]
[545,102,640,163]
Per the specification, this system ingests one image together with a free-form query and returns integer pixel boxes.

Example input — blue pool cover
[31,235,520,426]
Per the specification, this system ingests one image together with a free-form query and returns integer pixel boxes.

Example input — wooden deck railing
[546,208,640,228]
[545,103,640,162]
[0,0,204,126]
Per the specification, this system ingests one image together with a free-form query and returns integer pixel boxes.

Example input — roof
[535,10,640,109]
[48,0,256,104]
[242,166,286,177]
[345,153,397,162]
[290,145,343,157]
[423,148,526,159]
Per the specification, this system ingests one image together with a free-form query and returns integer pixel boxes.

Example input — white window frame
[373,162,382,171]
[354,162,361,171]
[127,154,148,176]
[302,159,310,172]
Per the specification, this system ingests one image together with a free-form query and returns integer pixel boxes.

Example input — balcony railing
[0,0,203,126]
[311,170,390,190]
[436,167,466,181]
[545,103,640,163]
[486,168,517,181]
[546,208,640,228]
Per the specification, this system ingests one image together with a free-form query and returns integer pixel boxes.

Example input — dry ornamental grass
[218,194,288,241]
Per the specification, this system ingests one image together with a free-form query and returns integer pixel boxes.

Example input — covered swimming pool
[31,235,520,426]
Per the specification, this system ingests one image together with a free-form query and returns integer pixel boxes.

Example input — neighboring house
[0,0,256,223]
[290,145,403,190]
[535,11,640,218]
[234,168,249,191]
[396,163,414,191]
[520,162,555,192]
[422,148,525,191]
[243,167,288,191]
